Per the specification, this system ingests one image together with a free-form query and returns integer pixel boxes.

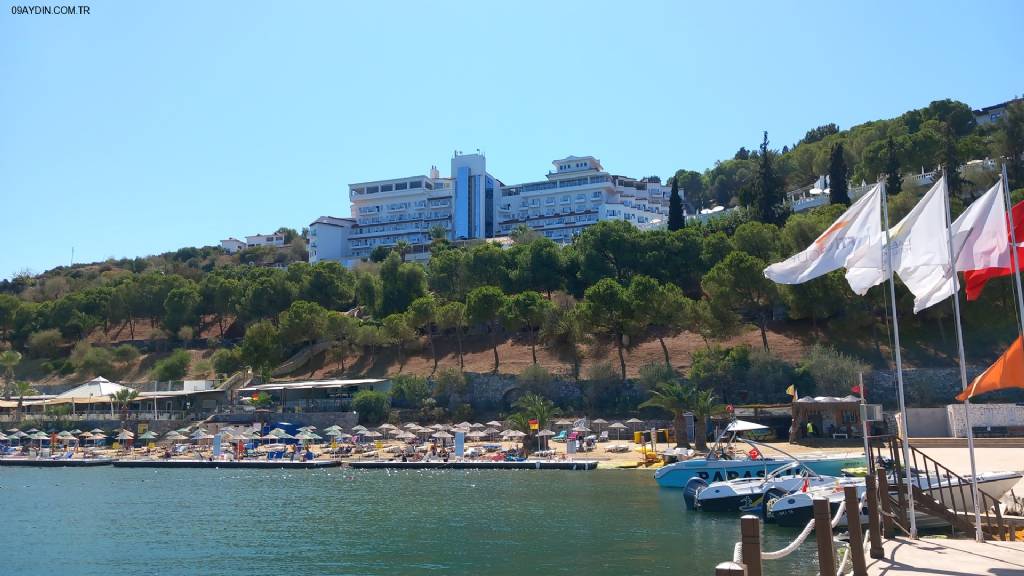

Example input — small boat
[655,420,865,488]
[688,461,859,515]
[768,470,1023,528]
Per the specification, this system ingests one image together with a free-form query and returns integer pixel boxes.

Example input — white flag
[764,184,881,284]
[952,179,1009,273]
[845,178,954,312]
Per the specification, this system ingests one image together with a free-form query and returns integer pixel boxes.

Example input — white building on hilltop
[309,153,676,267]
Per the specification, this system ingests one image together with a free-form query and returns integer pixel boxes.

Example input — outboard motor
[683,477,708,510]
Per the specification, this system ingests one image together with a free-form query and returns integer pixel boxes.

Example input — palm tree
[689,388,723,452]
[639,381,693,449]
[395,240,411,262]
[539,306,590,381]
[112,388,139,427]
[0,350,22,400]
[13,381,38,421]
[510,393,562,455]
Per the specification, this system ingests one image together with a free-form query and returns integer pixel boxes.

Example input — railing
[868,434,1009,539]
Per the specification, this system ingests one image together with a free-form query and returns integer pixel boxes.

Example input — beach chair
[598,431,609,442]
[551,430,567,443]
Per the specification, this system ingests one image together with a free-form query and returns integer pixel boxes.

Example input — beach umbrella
[138,431,157,441]
[554,419,572,429]
[466,430,486,439]
[470,422,485,429]
[5,428,19,433]
[323,425,342,433]
[363,431,382,439]
[68,429,83,435]
[592,418,608,432]
[430,423,446,430]
[404,422,420,429]
[90,428,105,434]
[456,421,472,429]
[0,433,8,441]
[431,431,452,439]
[115,431,134,441]
[325,429,343,437]
[163,431,186,441]
[13,430,28,438]
[625,418,643,432]
[572,426,591,433]
[26,428,39,434]
[486,420,503,428]
[609,422,627,440]
[536,429,555,450]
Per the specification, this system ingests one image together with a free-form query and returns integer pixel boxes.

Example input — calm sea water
[1,467,818,575]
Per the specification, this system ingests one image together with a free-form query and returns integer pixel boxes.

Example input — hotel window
[381,184,393,192]
[395,182,407,190]
[592,191,601,198]
[408,180,422,189]
[367,186,379,194]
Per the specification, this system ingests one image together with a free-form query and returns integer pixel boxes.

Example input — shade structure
[608,422,627,429]
[404,422,420,429]
[554,419,572,426]
[163,431,186,441]
[572,426,591,433]
[0,433,8,441]
[26,428,39,433]
[362,431,382,439]
[325,429,343,437]
[68,428,82,435]
[470,423,485,429]
[431,431,453,439]
[456,421,472,428]
[352,425,368,433]
[115,432,134,441]
[486,420,503,428]
[625,418,643,424]
[536,429,555,437]
[323,425,342,433]
[430,424,446,430]
[397,431,416,440]
[465,430,486,439]
[138,431,157,440]
[90,428,105,434]
[5,428,20,433]
[377,423,396,431]
[592,418,608,425]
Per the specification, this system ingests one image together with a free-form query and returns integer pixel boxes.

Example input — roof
[973,98,1021,114]
[795,395,861,404]
[57,377,131,399]
[310,216,357,228]
[238,379,387,393]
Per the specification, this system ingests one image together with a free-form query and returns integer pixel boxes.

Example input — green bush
[70,342,114,377]
[27,329,62,358]
[212,348,244,375]
[388,374,430,409]
[799,345,867,397]
[517,363,553,395]
[152,349,191,381]
[452,403,474,422]
[637,361,677,391]
[353,390,390,425]
[433,367,467,401]
[113,344,141,364]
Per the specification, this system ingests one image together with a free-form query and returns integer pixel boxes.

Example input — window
[381,184,393,192]
[592,191,602,199]
[395,182,407,190]
[367,186,379,194]
[408,180,422,189]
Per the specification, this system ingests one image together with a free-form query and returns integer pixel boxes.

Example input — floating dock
[0,457,114,467]
[112,459,341,469]
[348,460,599,470]
[867,536,1024,576]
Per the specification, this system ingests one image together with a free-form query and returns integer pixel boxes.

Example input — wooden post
[845,485,868,576]
[814,497,836,576]
[877,468,895,538]
[740,515,762,576]
[714,561,746,576]
[866,474,884,559]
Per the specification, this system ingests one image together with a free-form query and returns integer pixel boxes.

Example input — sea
[1,467,819,575]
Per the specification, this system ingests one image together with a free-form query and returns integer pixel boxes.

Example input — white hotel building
[309,153,677,266]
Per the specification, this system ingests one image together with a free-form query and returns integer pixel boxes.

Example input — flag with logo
[765,184,881,284]
[528,418,539,431]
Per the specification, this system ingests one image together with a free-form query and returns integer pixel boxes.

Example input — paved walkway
[866,537,1024,575]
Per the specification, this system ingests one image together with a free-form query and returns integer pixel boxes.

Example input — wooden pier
[866,536,1024,575]
[348,460,598,470]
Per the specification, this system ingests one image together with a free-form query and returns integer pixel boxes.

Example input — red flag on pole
[851,384,862,395]
[964,200,1024,300]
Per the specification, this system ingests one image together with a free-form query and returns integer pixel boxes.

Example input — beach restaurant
[789,395,864,440]
[238,378,391,413]
[0,377,229,422]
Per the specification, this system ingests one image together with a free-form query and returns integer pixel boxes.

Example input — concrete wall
[947,403,1024,438]
[904,407,950,437]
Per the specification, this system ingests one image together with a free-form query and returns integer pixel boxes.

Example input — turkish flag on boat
[964,197,1024,300]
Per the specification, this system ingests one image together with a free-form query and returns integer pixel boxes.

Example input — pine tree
[748,131,786,225]
[828,143,850,206]
[885,136,902,195]
[667,177,684,231]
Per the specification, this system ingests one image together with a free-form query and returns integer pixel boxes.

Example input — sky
[1,0,1021,279]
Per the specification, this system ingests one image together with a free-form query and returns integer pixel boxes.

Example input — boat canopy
[725,420,769,433]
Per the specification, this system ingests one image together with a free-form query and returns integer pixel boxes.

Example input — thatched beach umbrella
[592,418,608,432]
[625,418,643,433]
[486,420,503,428]
[68,428,83,435]
[138,431,157,441]
[466,430,486,440]
[536,429,555,450]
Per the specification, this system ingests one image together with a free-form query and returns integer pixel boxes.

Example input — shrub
[113,344,141,364]
[70,342,114,377]
[517,363,553,395]
[452,403,474,422]
[212,348,244,375]
[152,349,191,381]
[193,359,213,376]
[353,390,390,424]
[388,374,430,409]
[799,345,868,397]
[433,367,467,401]
[177,326,194,341]
[637,361,677,391]
[27,329,62,358]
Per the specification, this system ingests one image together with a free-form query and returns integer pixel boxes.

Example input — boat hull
[0,457,113,467]
[655,455,865,488]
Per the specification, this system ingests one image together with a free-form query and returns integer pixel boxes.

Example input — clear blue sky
[2,0,1021,279]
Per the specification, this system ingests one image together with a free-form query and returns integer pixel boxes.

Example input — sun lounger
[551,431,567,443]
[607,444,630,453]
[598,431,609,442]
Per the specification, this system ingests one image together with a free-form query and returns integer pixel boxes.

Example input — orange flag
[957,336,1024,401]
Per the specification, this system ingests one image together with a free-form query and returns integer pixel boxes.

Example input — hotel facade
[309,153,678,266]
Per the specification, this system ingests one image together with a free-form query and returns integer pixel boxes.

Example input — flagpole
[881,179,918,538]
[941,173,983,542]
[1002,163,1024,342]
[858,372,871,475]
